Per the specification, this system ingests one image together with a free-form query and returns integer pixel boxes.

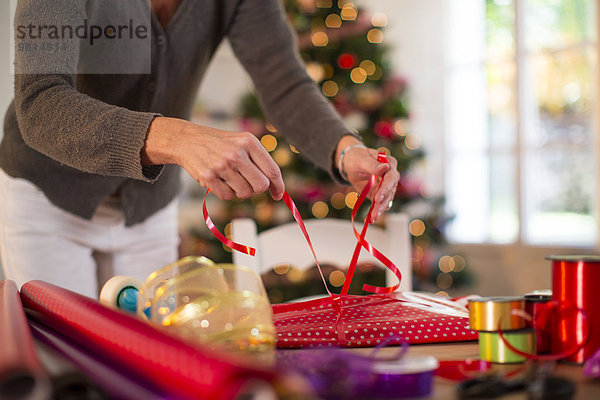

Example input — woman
[0,0,399,297]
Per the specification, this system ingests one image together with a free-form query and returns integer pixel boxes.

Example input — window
[445,0,597,247]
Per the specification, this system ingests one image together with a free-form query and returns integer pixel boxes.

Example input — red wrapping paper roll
[0,280,50,400]
[20,280,277,400]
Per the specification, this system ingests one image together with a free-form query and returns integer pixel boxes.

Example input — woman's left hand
[336,136,400,223]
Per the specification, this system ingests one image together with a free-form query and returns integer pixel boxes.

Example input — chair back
[231,214,412,291]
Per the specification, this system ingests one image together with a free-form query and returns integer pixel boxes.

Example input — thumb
[361,156,390,177]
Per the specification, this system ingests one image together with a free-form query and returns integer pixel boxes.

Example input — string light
[289,144,300,154]
[345,192,358,208]
[312,201,329,218]
[350,67,367,84]
[329,270,346,287]
[311,31,329,46]
[330,192,346,209]
[409,219,425,236]
[260,134,277,152]
[322,80,339,97]
[435,291,450,298]
[325,14,342,28]
[371,12,388,27]
[367,28,384,43]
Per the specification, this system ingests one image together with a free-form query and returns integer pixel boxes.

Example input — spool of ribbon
[478,330,535,364]
[548,255,600,363]
[99,275,143,314]
[468,296,526,332]
[523,293,552,354]
[276,339,437,400]
[0,280,51,400]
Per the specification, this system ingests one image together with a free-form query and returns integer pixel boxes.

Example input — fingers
[370,157,400,223]
[247,140,285,200]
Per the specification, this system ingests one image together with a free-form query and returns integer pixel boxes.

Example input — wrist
[142,117,186,165]
[335,135,366,181]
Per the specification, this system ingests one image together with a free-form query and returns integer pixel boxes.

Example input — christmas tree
[183,0,472,301]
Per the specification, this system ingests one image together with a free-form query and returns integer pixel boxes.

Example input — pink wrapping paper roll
[0,280,50,400]
[20,280,277,400]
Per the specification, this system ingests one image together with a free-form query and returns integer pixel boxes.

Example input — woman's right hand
[142,117,285,201]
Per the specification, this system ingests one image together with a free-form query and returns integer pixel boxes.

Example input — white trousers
[0,169,180,298]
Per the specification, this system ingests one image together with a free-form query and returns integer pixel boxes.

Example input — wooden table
[346,342,600,399]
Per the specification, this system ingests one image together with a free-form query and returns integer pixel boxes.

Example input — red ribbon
[202,151,399,297]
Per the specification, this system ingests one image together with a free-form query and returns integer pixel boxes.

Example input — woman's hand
[142,117,285,201]
[335,135,400,223]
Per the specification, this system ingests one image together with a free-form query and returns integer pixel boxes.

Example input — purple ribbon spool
[370,355,439,399]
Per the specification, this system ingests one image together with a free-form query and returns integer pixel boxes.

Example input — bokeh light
[260,134,277,152]
[311,31,329,46]
[273,147,292,167]
[341,5,358,21]
[359,59,376,75]
[322,80,339,97]
[306,62,325,82]
[325,14,342,28]
[453,255,466,272]
[350,67,367,84]
[367,29,384,43]
[405,134,421,150]
[345,191,358,208]
[273,263,291,275]
[409,219,426,236]
[317,0,332,7]
[438,255,456,273]
[436,273,453,290]
[371,12,388,27]
[312,201,329,218]
[289,144,300,153]
[329,270,346,287]
[330,192,346,209]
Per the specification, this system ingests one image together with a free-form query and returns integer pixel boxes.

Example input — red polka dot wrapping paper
[20,280,276,400]
[273,293,478,348]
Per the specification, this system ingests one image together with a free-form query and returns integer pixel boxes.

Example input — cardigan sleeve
[13,0,163,182]
[227,0,358,182]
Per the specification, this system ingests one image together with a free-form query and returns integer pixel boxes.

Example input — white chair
[231,214,412,292]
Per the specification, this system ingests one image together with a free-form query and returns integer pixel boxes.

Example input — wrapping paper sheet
[273,293,478,348]
[20,280,276,400]
[0,280,50,399]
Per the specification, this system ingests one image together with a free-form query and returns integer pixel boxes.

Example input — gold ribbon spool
[468,296,526,331]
